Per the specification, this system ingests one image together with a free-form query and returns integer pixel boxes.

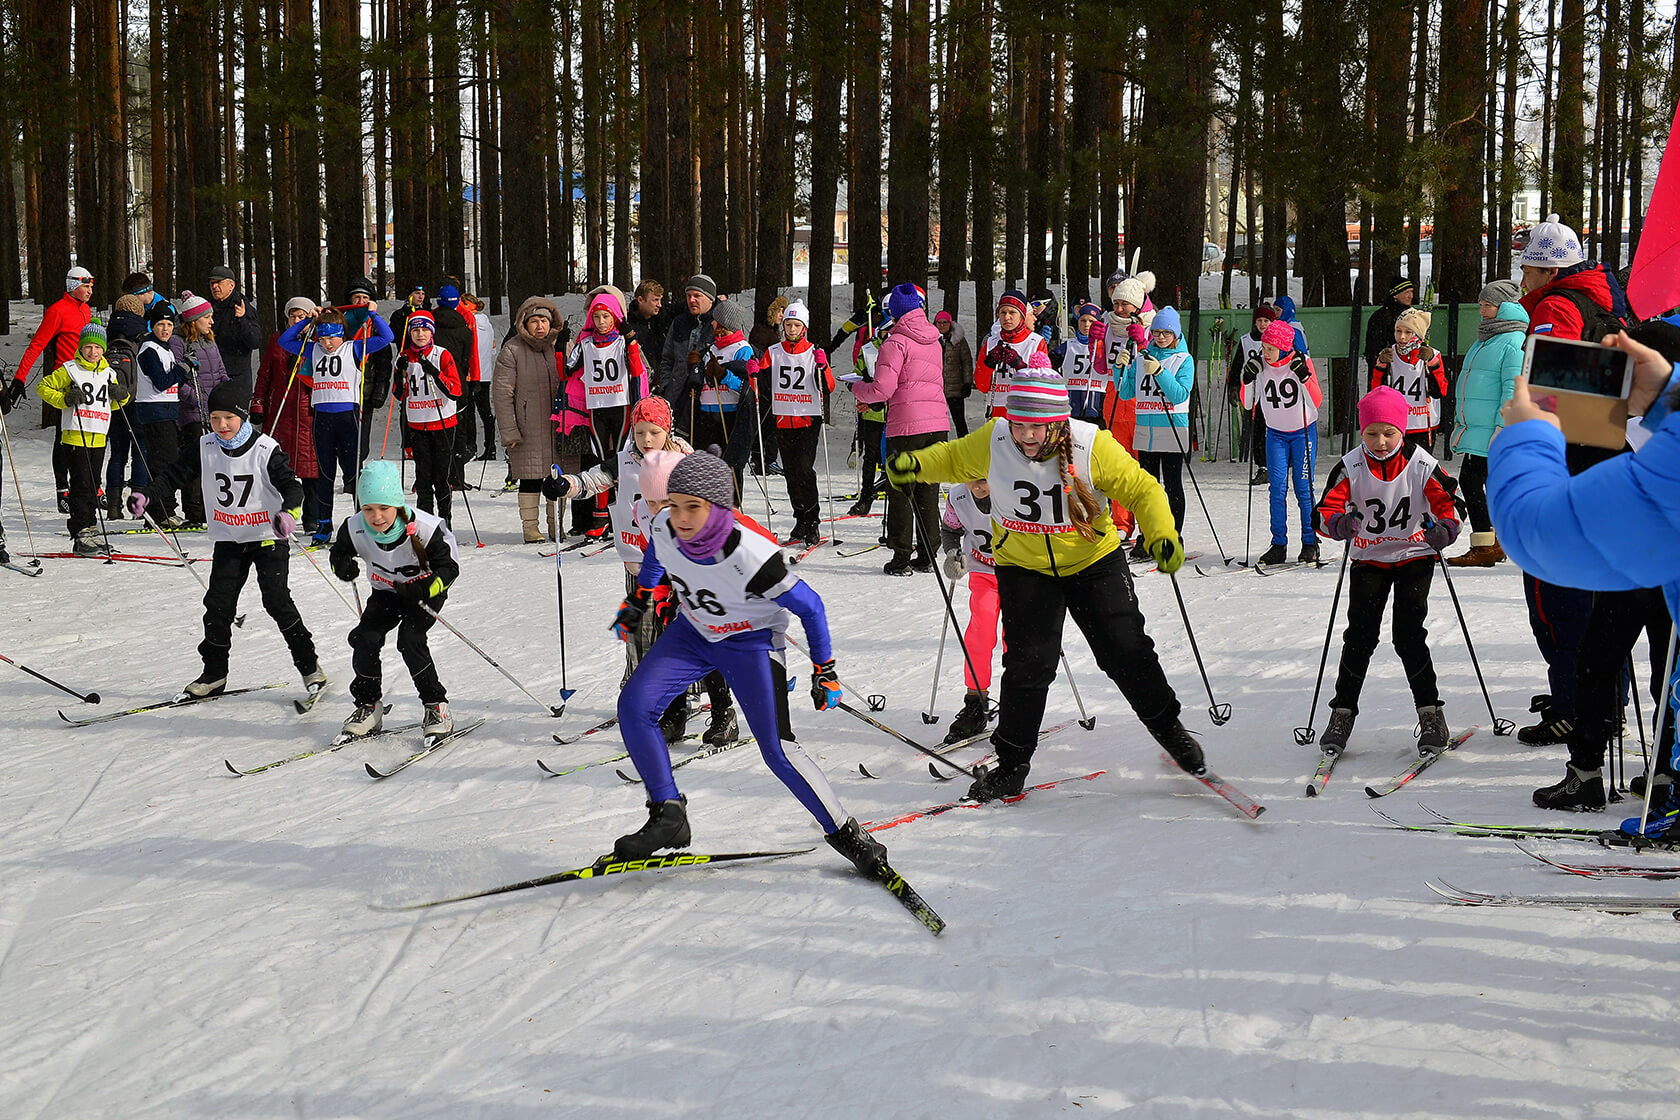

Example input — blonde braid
[1055,423,1101,541]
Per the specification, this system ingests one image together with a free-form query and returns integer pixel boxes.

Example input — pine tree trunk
[479,15,504,309]
[436,0,466,282]
[243,0,275,322]
[1554,0,1586,229]
[612,14,633,291]
[1434,0,1488,303]
[94,0,128,298]
[754,0,790,319]
[582,11,604,288]
[806,3,844,344]
[1130,8,1213,308]
[637,0,668,289]
[665,4,697,283]
[322,0,363,302]
[493,0,551,307]
[967,0,995,321]
[887,0,930,290]
[849,0,883,309]
[937,0,975,317]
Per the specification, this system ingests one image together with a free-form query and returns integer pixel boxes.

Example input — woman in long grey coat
[493,295,565,542]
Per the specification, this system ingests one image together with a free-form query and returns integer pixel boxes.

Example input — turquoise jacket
[1451,301,1528,458]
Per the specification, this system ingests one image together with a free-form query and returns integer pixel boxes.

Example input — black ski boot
[965,735,1034,802]
[613,796,692,859]
[1519,695,1573,745]
[944,690,990,743]
[658,694,689,744]
[1298,542,1320,564]
[1416,703,1450,756]
[1258,543,1288,565]
[1320,708,1355,755]
[1149,718,1207,775]
[826,817,889,877]
[702,706,739,748]
[1533,765,1607,812]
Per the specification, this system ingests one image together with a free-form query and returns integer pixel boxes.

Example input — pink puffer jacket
[854,308,949,438]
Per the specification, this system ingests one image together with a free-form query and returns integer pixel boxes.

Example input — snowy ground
[2,297,1676,1119]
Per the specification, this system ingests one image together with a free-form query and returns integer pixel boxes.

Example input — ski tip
[859,763,879,779]
[615,768,640,784]
[224,760,243,776]
[1304,785,1319,798]
[1364,786,1384,799]
[365,763,385,779]
[293,701,307,714]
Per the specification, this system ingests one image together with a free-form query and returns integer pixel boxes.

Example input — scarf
[1476,315,1527,345]
[675,502,735,561]
[213,419,254,450]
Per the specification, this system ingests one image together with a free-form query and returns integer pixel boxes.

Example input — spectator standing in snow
[207,265,264,397]
[6,265,95,507]
[1363,279,1415,376]
[934,310,974,437]
[1447,279,1526,567]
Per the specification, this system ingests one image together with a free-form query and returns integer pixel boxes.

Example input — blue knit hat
[357,460,409,511]
[886,283,925,322]
[1151,306,1183,338]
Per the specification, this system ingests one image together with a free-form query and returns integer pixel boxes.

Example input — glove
[394,574,444,604]
[1140,355,1163,380]
[884,452,921,489]
[127,492,150,520]
[332,555,360,582]
[1422,518,1459,553]
[541,473,572,501]
[650,584,677,627]
[1290,354,1312,381]
[942,550,965,581]
[60,381,85,407]
[705,357,724,383]
[1378,346,1395,366]
[810,659,840,711]
[611,585,652,641]
[1147,534,1185,575]
[1127,322,1149,346]
[1419,345,1438,363]
[686,349,703,373]
[987,344,1023,371]
[1323,507,1363,541]
[419,357,441,379]
[273,510,299,540]
[0,379,22,413]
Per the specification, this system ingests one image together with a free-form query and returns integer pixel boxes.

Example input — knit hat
[1027,349,1052,370]
[114,294,147,317]
[357,459,409,510]
[66,266,92,292]
[1395,307,1432,341]
[1358,386,1409,433]
[437,284,461,308]
[933,310,953,325]
[79,320,107,349]
[685,274,718,302]
[406,309,436,335]
[1521,214,1585,268]
[178,292,213,322]
[711,299,747,335]
[1389,278,1415,298]
[1111,271,1156,310]
[630,395,673,432]
[147,301,176,327]
[1075,302,1101,322]
[666,451,735,509]
[997,290,1029,318]
[346,275,376,300]
[208,265,236,283]
[783,300,810,326]
[639,449,686,504]
[206,380,252,420]
[1252,303,1280,325]
[1004,370,1071,424]
[587,291,624,325]
[121,272,153,297]
[1105,268,1130,297]
[886,283,926,322]
[285,296,317,317]
[1478,279,1522,307]
[1261,318,1296,352]
[1151,306,1182,338]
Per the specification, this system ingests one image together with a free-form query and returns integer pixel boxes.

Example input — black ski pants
[775,421,823,523]
[350,589,447,706]
[200,540,318,680]
[1331,557,1439,716]
[408,426,454,526]
[1568,587,1675,772]
[64,442,105,536]
[884,430,943,563]
[1135,450,1185,532]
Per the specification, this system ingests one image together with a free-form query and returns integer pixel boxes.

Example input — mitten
[942,550,965,581]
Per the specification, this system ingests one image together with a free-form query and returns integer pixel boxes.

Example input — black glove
[60,381,85,408]
[419,357,441,379]
[1,379,23,413]
[394,574,443,604]
[332,555,360,582]
[810,659,840,711]
[541,473,572,501]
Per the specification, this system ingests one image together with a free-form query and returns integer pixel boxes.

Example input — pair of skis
[1304,727,1477,798]
[226,717,485,778]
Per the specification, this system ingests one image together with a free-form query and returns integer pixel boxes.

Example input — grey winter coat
[939,322,975,398]
[492,296,563,480]
[176,334,230,427]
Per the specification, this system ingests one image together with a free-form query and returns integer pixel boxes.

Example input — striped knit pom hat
[1004,369,1071,424]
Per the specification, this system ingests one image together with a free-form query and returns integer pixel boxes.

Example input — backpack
[105,335,140,404]
[1547,286,1627,344]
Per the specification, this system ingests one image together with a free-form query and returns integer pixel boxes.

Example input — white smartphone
[1521,334,1634,449]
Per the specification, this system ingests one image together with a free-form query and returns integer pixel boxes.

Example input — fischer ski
[225,720,422,776]
[1161,753,1266,819]
[615,735,756,783]
[370,848,816,911]
[364,719,486,779]
[1363,727,1478,798]
[861,771,1107,832]
[1304,749,1340,797]
[1425,877,1680,915]
[60,684,285,727]
[867,863,946,935]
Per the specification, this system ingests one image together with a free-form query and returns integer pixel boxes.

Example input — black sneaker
[944,691,990,743]
[702,707,738,748]
[882,557,914,576]
[613,796,692,859]
[1519,703,1573,746]
[825,817,888,877]
[1533,766,1607,811]
[1416,703,1450,756]
[1320,707,1355,755]
[1150,719,1207,775]
[1258,543,1288,565]
[1298,543,1320,564]
[910,554,934,574]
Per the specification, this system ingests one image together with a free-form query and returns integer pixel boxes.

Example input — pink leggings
[962,569,1005,691]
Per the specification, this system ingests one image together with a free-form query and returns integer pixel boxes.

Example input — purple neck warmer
[675,502,735,561]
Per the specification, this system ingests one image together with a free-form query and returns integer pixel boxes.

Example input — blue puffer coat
[1451,301,1528,458]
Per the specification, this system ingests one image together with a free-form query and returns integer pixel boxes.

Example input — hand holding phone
[1517,334,1635,448]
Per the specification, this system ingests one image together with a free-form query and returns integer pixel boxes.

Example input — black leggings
[1332,558,1438,715]
[1458,453,1491,533]
[1135,450,1185,532]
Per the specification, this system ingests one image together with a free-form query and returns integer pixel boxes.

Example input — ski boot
[1416,703,1450,756]
[965,736,1034,802]
[944,690,990,744]
[702,706,739,748]
[1249,468,1269,486]
[1257,543,1288,566]
[1533,765,1606,811]
[1519,695,1573,745]
[0,535,9,565]
[1620,791,1680,839]
[342,702,383,738]
[423,702,453,738]
[658,695,689,744]
[1149,718,1207,775]
[826,817,888,877]
[1320,708,1355,756]
[1298,542,1320,564]
[613,796,691,860]
[311,519,333,547]
[72,529,108,557]
[182,673,227,700]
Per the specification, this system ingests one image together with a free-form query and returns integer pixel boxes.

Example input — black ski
[60,684,284,727]
[293,679,330,714]
[370,848,816,911]
[364,719,486,779]
[226,720,423,776]
[615,735,755,783]
[867,863,946,935]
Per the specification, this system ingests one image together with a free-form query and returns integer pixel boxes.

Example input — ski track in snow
[3,293,1676,1117]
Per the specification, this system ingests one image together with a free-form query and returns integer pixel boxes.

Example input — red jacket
[1521,263,1617,342]
[252,333,318,477]
[766,338,835,429]
[14,293,92,387]
[394,345,463,430]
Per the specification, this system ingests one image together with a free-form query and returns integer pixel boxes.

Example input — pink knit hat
[639,449,686,504]
[1358,386,1409,433]
[1026,348,1053,370]
[1261,318,1295,353]
[178,291,213,323]
[587,291,624,325]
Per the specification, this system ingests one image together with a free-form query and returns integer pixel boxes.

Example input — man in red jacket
[4,266,96,505]
[1519,214,1622,342]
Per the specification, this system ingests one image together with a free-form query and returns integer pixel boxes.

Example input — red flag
[1628,99,1680,320]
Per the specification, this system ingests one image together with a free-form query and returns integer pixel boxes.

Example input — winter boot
[105,489,126,521]
[1320,708,1356,755]
[613,796,691,860]
[944,690,990,743]
[423,702,453,737]
[1519,696,1573,745]
[182,673,227,700]
[1416,703,1450,756]
[301,664,328,695]
[1448,532,1505,567]
[311,519,332,546]
[826,817,889,878]
[0,534,9,565]
[72,529,108,557]
[658,695,689,744]
[702,706,739,748]
[1533,765,1607,811]
[965,735,1035,802]
[1298,542,1321,564]
[847,497,873,517]
[518,492,543,543]
[1249,468,1269,486]
[882,556,915,576]
[1258,543,1288,565]
[1149,718,1207,775]
[546,498,561,541]
[342,702,383,738]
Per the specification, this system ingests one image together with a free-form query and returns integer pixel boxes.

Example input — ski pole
[1243,402,1258,565]
[0,389,42,566]
[820,419,842,546]
[1060,652,1097,730]
[419,601,565,716]
[1429,544,1513,735]
[781,634,887,713]
[73,439,116,565]
[1294,539,1351,745]
[1165,570,1231,725]
[142,509,245,627]
[554,548,576,706]
[1,651,99,703]
[912,510,988,701]
[750,384,776,524]
[922,608,950,724]
[1636,627,1678,836]
[289,535,360,618]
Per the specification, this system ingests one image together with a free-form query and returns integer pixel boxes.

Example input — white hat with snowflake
[1520,214,1585,269]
